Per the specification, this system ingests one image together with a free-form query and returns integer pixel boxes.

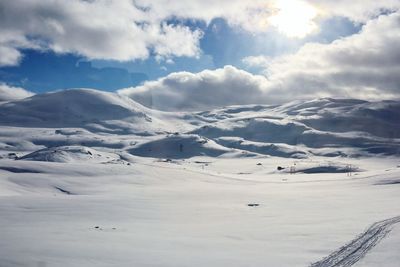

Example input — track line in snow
[310,216,400,267]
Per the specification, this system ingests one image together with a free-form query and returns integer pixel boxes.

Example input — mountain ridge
[0,88,399,158]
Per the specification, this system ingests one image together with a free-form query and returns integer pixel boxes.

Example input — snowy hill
[0,88,171,134]
[18,146,120,163]
[129,134,235,159]
[279,98,400,138]
[0,89,399,158]
[189,98,400,157]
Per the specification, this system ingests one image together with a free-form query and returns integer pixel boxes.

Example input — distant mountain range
[0,88,399,159]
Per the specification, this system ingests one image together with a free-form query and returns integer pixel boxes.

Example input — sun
[268,0,318,38]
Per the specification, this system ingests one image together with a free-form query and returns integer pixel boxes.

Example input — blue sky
[0,0,399,109]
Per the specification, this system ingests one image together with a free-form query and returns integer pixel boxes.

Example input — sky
[0,0,400,110]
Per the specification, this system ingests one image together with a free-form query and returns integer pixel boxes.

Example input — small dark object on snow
[55,186,72,195]
[112,227,116,230]
[277,166,285,171]
[87,150,92,155]
[257,163,262,166]
[247,203,260,207]
[94,226,100,229]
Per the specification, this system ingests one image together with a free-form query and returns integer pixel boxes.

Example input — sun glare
[269,0,318,38]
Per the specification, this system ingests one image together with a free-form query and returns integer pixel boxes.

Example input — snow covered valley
[0,89,400,266]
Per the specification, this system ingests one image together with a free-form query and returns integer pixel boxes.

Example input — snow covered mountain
[1,88,400,267]
[0,88,172,135]
[190,98,400,157]
[0,89,399,159]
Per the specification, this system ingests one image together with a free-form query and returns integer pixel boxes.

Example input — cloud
[0,46,23,66]
[0,0,276,66]
[248,11,400,101]
[0,0,202,66]
[137,0,400,31]
[2,0,399,66]
[121,12,400,110]
[135,0,274,33]
[0,84,34,102]
[242,56,271,68]
[314,0,400,23]
[118,66,269,111]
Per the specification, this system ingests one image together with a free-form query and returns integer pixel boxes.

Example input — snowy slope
[128,134,234,159]
[280,98,400,138]
[18,146,120,163]
[0,154,400,267]
[189,98,400,157]
[0,88,175,134]
[0,89,400,266]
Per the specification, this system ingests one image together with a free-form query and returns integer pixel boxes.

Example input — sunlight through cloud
[269,0,319,38]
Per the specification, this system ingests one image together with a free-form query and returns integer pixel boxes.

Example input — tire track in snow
[310,216,400,267]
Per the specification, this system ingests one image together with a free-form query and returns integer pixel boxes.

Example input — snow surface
[18,146,120,163]
[355,223,400,267]
[0,89,400,266]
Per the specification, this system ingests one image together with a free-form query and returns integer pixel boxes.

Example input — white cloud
[1,0,399,66]
[314,0,400,23]
[135,0,274,33]
[118,66,269,111]
[0,0,202,66]
[121,12,400,110]
[242,56,271,68]
[148,23,203,60]
[0,84,34,102]
[257,11,400,101]
[0,45,22,67]
[137,0,400,32]
[0,0,274,66]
